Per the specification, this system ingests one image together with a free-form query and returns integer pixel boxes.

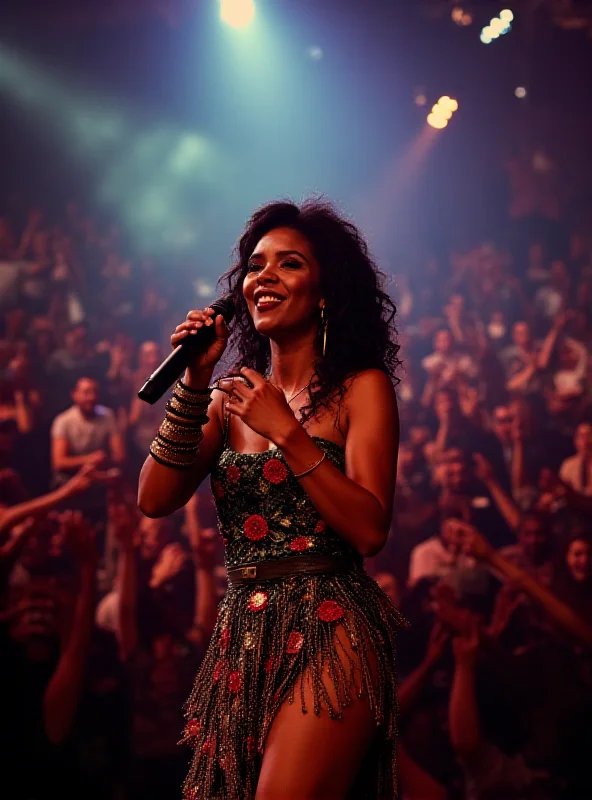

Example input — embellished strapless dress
[181,436,404,799]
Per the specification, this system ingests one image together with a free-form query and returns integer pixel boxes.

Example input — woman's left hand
[218,368,300,445]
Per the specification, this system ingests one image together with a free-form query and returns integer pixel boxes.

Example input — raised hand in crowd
[485,582,523,639]
[462,521,592,649]
[148,542,187,589]
[43,512,97,744]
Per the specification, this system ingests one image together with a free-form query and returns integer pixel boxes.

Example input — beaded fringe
[181,571,405,799]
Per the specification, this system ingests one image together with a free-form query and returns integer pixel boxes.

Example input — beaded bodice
[210,436,363,569]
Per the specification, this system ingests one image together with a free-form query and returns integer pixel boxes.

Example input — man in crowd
[51,377,125,533]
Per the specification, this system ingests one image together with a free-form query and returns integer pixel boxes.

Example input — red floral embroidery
[213,659,226,684]
[184,719,200,739]
[212,480,225,499]
[244,514,268,541]
[226,465,241,483]
[246,735,257,759]
[248,590,269,612]
[201,739,215,756]
[264,656,277,673]
[228,671,242,692]
[314,519,327,534]
[220,627,230,651]
[289,536,312,552]
[184,788,198,800]
[286,631,304,654]
[318,600,344,622]
[263,458,288,484]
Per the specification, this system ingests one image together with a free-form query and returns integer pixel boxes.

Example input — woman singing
[138,199,404,799]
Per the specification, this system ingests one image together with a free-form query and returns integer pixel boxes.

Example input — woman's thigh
[255,621,379,800]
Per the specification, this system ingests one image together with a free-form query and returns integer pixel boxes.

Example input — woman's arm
[276,370,399,557]
[137,375,225,517]
[466,527,592,649]
[13,391,33,434]
[185,499,218,645]
[473,454,521,530]
[449,626,482,760]
[0,465,95,538]
[115,509,139,661]
[43,517,96,744]
[506,361,537,392]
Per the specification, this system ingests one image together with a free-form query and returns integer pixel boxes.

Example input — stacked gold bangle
[149,380,212,470]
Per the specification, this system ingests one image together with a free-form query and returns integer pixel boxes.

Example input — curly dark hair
[220,198,401,423]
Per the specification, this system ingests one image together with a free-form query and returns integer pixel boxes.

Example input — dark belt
[226,554,358,587]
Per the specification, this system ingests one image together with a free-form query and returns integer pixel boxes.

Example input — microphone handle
[138,324,217,405]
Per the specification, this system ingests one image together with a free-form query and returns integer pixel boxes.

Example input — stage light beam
[220,0,255,29]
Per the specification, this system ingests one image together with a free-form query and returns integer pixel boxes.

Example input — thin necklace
[266,373,311,405]
[266,373,311,449]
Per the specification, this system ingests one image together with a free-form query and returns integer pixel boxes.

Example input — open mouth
[254,291,285,311]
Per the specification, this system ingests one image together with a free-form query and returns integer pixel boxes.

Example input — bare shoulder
[344,369,398,412]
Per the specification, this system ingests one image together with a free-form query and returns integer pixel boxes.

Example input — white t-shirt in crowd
[559,454,592,496]
[51,404,118,456]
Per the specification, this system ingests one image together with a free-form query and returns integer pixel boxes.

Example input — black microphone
[138,295,235,405]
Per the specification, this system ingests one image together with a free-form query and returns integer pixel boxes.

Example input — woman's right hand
[171,308,229,384]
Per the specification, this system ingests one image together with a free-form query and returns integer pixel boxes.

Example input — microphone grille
[210,294,235,323]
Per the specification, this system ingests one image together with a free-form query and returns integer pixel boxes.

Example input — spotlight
[427,113,448,130]
[220,0,255,29]
[451,6,464,24]
[481,10,513,42]
[515,86,527,98]
[427,96,458,129]
[306,45,323,61]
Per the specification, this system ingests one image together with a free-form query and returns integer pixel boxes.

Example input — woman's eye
[282,260,301,269]
[247,262,261,272]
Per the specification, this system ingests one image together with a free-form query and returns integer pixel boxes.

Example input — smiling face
[242,227,324,342]
[566,538,590,582]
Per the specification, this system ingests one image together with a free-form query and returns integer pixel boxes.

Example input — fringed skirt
[181,570,404,799]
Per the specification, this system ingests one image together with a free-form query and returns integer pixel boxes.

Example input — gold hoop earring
[321,307,328,358]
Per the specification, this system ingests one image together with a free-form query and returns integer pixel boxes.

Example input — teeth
[256,295,283,305]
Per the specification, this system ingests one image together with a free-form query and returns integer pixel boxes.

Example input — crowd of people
[0,201,591,799]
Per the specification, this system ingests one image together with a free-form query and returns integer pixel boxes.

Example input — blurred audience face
[434,329,453,355]
[434,390,456,420]
[517,515,549,563]
[510,399,535,438]
[65,324,89,357]
[512,321,532,349]
[574,423,592,456]
[566,538,590,583]
[444,459,467,492]
[440,517,464,554]
[138,341,162,373]
[8,580,63,661]
[550,260,568,288]
[72,378,99,415]
[374,571,401,606]
[493,405,514,443]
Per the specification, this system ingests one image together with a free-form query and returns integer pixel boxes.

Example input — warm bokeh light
[481,11,512,43]
[220,0,255,29]
[427,96,458,129]
[515,86,527,98]
[427,113,448,130]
